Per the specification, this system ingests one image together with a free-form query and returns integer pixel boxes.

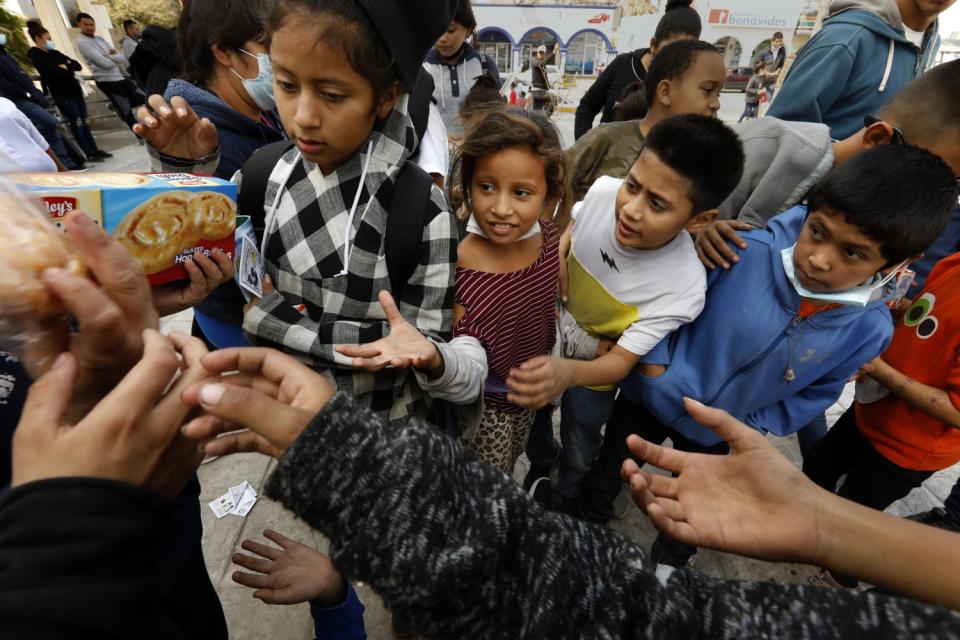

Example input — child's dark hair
[75,12,93,24]
[123,19,138,31]
[879,59,960,151]
[460,72,503,117]
[644,40,720,107]
[453,107,573,230]
[614,81,647,122]
[806,145,958,266]
[640,115,744,214]
[654,0,702,42]
[178,0,272,84]
[270,0,399,97]
[453,0,477,31]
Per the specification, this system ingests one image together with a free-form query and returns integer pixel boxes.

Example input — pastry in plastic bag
[0,189,86,320]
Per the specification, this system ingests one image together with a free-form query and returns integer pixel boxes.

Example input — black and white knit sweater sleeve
[266,393,960,640]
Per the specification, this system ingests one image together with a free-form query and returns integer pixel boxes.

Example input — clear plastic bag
[0,177,87,371]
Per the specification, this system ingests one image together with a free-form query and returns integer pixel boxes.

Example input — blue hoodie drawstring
[877,39,894,92]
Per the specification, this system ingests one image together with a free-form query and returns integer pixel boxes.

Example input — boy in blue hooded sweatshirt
[768,0,952,139]
[577,145,959,569]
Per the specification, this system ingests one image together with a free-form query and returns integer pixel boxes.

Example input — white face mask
[232,49,275,111]
[781,245,906,307]
[467,215,541,242]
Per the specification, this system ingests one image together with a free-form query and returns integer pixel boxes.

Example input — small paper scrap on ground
[208,481,259,519]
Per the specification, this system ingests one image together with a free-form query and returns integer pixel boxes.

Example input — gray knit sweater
[267,392,960,639]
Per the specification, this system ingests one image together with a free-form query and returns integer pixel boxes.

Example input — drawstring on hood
[879,39,895,91]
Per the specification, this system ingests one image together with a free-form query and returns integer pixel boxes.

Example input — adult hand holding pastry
[0,194,160,423]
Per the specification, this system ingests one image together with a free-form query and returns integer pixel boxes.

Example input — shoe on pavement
[92,149,114,159]
[522,462,552,492]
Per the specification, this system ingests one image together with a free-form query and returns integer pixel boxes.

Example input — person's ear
[376,82,402,119]
[210,41,236,69]
[685,209,718,234]
[862,120,895,149]
[656,78,672,107]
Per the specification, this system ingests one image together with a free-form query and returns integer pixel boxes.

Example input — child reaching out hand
[340,108,572,475]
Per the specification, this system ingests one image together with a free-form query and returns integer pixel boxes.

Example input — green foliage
[0,5,33,70]
[97,0,182,30]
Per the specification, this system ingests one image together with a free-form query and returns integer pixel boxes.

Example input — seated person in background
[507,115,744,511]
[577,145,958,570]
[566,40,724,202]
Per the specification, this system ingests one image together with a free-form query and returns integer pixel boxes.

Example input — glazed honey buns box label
[4,172,237,285]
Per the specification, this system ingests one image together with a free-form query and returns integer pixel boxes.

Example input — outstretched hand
[623,398,823,563]
[181,347,336,459]
[232,529,346,607]
[335,290,441,374]
[133,95,218,160]
[13,330,211,499]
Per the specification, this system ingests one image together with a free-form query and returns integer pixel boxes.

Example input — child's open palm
[336,291,439,372]
[232,529,346,607]
[133,94,219,160]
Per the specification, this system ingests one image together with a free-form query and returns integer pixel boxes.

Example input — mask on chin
[781,245,905,307]
[233,49,276,111]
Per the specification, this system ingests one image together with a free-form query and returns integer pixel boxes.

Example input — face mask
[232,49,275,111]
[467,215,541,242]
[0,34,8,47]
[44,40,56,51]
[781,245,906,307]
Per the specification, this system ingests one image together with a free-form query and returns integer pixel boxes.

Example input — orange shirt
[857,253,960,471]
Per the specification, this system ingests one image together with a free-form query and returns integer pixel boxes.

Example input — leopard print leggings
[465,406,536,476]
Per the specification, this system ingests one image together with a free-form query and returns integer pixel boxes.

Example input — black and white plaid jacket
[157,96,456,426]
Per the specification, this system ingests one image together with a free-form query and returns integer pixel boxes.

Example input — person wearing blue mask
[572,145,959,571]
[26,22,112,163]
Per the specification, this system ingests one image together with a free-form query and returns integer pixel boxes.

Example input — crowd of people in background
[2,0,960,638]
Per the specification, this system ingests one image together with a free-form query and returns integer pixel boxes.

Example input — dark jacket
[574,49,648,140]
[130,25,181,98]
[0,477,366,639]
[27,46,83,99]
[0,46,45,106]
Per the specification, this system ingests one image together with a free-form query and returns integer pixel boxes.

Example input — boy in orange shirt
[804,252,960,514]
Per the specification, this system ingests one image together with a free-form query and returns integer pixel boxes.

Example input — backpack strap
[408,69,435,155]
[385,159,435,296]
[238,140,295,239]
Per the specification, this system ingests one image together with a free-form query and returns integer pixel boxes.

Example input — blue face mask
[781,245,905,307]
[0,34,8,47]
[233,49,276,111]
[44,40,56,51]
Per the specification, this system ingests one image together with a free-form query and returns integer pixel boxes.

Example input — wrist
[311,571,348,608]
[422,342,445,379]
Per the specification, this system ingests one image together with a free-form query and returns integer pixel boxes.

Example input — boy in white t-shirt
[507,115,745,510]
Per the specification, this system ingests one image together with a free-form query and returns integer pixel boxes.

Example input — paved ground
[96,102,958,639]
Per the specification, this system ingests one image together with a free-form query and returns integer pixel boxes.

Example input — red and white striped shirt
[455,220,560,412]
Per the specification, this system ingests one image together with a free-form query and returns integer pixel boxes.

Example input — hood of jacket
[829,0,904,29]
[620,206,893,446]
[723,118,835,228]
[828,0,941,48]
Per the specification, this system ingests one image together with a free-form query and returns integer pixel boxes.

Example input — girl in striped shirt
[340,108,572,475]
